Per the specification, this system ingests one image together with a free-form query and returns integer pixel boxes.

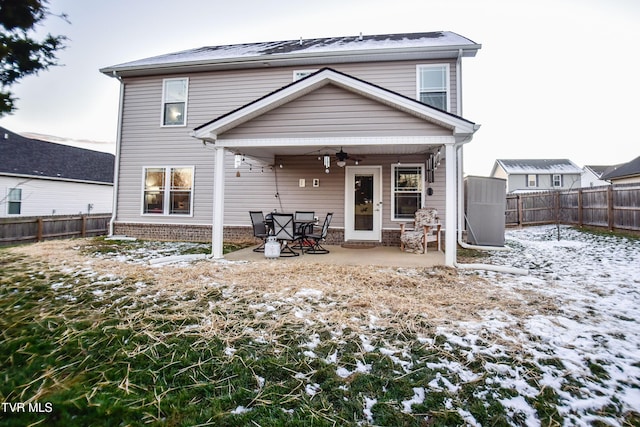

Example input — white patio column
[444,143,457,266]
[211,146,225,258]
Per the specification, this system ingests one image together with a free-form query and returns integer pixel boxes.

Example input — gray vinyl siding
[186,59,458,128]
[115,58,457,225]
[221,84,450,139]
[507,173,582,193]
[226,154,446,231]
[116,79,215,224]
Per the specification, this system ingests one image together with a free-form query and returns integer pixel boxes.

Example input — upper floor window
[143,166,194,215]
[161,78,188,126]
[552,174,562,187]
[527,174,538,187]
[7,188,21,215]
[392,164,424,220]
[417,64,450,111]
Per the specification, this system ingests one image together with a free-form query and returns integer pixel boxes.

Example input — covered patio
[225,243,445,268]
[192,68,479,266]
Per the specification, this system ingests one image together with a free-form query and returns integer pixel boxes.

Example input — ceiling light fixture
[336,148,348,168]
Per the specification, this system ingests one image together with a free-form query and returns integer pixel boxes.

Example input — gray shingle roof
[496,159,582,174]
[600,156,640,180]
[101,31,480,75]
[0,127,114,184]
[584,164,621,178]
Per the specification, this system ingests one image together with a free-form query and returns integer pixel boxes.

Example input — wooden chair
[400,208,441,253]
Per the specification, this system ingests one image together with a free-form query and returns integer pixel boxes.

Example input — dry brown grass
[9,239,554,349]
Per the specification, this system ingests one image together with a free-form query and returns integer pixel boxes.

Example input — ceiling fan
[335,148,362,167]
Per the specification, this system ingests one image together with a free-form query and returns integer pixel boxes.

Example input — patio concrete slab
[224,244,445,267]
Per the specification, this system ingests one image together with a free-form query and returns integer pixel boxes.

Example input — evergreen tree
[0,0,67,116]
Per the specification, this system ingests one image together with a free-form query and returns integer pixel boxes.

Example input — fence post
[36,218,43,242]
[517,195,523,226]
[607,186,614,231]
[577,189,583,227]
[81,215,87,237]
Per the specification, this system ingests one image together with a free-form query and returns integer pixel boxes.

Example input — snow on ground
[72,225,639,424]
[455,225,640,425]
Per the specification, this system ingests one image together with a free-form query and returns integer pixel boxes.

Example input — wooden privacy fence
[506,184,640,231]
[0,213,111,246]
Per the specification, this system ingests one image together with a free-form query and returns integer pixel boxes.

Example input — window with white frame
[417,64,449,111]
[552,174,562,187]
[392,164,424,220]
[143,167,194,215]
[7,188,21,215]
[161,78,188,126]
[293,70,317,81]
[527,174,538,187]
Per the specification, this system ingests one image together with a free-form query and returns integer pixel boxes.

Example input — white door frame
[344,166,383,241]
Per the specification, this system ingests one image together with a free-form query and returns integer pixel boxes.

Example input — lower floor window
[7,188,21,214]
[143,166,193,215]
[392,164,424,220]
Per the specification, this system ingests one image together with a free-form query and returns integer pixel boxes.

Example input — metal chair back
[271,213,296,241]
[249,211,267,237]
[319,212,333,238]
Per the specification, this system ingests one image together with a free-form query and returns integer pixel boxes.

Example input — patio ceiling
[218,137,448,165]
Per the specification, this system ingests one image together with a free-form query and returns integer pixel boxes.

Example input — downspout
[109,73,124,236]
[451,139,528,275]
[456,49,463,116]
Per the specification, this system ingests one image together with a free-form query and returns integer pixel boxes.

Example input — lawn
[0,226,639,426]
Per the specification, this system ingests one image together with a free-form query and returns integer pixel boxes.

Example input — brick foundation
[112,222,412,247]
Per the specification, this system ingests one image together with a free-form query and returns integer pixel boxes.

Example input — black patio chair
[293,211,315,249]
[304,212,333,254]
[249,211,269,252]
[271,213,303,257]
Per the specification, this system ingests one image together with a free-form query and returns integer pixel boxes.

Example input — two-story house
[100,31,481,265]
[490,159,582,194]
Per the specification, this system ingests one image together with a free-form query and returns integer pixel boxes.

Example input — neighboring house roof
[601,155,640,181]
[493,159,582,175]
[583,164,620,179]
[100,31,481,77]
[584,165,611,178]
[0,127,115,184]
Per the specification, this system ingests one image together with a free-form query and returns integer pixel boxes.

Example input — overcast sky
[1,0,638,176]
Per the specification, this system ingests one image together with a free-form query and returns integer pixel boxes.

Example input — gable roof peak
[192,67,478,139]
